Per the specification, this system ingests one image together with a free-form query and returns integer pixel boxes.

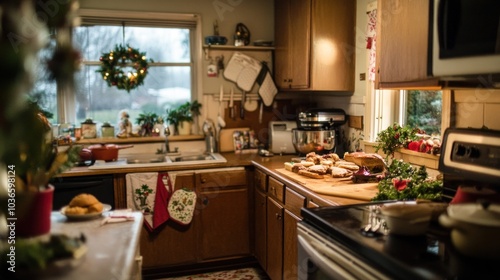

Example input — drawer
[307,199,320,208]
[285,188,305,217]
[254,169,267,192]
[196,169,247,190]
[268,176,284,203]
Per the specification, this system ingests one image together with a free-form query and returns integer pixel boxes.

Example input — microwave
[429,0,500,85]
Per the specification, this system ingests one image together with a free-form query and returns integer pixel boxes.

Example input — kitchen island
[32,211,143,280]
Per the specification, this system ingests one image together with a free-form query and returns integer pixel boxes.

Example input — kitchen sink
[88,152,226,169]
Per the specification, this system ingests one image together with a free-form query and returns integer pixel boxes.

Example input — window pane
[72,25,192,126]
[30,40,58,122]
[74,65,191,125]
[406,90,442,135]
[74,26,190,63]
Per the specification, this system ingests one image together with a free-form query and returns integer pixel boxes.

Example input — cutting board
[275,168,379,201]
[219,127,250,152]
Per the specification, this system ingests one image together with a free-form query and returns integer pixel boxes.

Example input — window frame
[366,83,452,143]
[57,9,203,124]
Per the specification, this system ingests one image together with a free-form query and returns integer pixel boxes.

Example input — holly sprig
[372,159,442,201]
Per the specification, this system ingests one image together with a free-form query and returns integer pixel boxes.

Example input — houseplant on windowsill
[166,101,202,136]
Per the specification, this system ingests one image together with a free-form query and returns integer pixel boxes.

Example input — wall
[453,89,500,130]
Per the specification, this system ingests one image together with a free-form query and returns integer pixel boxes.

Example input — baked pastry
[344,152,386,173]
[298,169,324,179]
[307,164,328,175]
[66,193,103,215]
[69,193,99,207]
[330,166,353,178]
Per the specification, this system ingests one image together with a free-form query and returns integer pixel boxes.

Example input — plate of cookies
[61,193,111,220]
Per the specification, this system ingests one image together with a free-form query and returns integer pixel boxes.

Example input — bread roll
[87,202,104,213]
[69,193,99,207]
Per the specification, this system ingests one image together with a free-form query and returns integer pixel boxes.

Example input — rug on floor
[161,267,270,280]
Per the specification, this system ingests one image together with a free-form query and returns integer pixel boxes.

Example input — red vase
[16,185,54,238]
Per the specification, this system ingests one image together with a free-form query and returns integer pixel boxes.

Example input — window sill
[363,141,440,170]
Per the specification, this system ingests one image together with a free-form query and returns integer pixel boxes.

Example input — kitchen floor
[157,266,270,279]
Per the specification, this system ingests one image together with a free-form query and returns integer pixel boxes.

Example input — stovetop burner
[301,202,500,279]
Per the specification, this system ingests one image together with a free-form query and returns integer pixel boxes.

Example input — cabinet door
[254,188,267,270]
[267,197,284,280]
[275,0,311,89]
[197,171,250,260]
[283,210,300,280]
[310,0,355,91]
[376,0,432,86]
[140,173,197,268]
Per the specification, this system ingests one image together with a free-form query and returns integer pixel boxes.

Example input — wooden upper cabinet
[376,0,439,88]
[274,0,355,91]
[275,0,311,89]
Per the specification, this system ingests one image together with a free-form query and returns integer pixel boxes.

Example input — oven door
[297,222,390,280]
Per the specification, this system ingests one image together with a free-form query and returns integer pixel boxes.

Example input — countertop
[60,152,371,206]
[46,211,143,280]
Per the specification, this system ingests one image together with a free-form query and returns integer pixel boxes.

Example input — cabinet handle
[200,177,206,184]
[202,197,209,205]
[275,213,282,220]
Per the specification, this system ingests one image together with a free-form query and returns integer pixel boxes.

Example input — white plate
[61,204,112,220]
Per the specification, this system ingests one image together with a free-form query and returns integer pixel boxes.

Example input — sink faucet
[164,126,171,153]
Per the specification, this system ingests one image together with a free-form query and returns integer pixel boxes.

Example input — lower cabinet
[197,169,250,260]
[267,197,284,280]
[140,173,197,268]
[140,168,250,271]
[254,168,305,280]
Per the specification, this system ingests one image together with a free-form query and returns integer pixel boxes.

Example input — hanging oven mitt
[256,61,278,107]
[168,188,197,225]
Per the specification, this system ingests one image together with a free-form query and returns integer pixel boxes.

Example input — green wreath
[97,44,153,92]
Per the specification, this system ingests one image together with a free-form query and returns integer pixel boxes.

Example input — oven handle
[297,235,355,280]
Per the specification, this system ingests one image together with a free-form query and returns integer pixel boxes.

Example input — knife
[240,91,246,119]
[229,87,235,120]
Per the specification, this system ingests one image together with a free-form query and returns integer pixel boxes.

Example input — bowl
[292,128,335,154]
[380,203,433,236]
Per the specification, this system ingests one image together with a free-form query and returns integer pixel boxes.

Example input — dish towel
[126,172,173,232]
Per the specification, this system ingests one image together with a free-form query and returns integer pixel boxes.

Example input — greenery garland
[97,44,153,92]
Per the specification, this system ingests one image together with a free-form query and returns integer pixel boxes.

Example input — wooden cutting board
[275,168,379,201]
[219,127,250,152]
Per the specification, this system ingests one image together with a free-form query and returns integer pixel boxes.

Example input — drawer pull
[275,213,282,220]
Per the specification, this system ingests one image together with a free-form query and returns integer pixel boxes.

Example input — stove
[298,128,500,280]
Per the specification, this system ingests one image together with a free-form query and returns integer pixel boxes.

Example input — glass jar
[101,122,115,138]
[81,119,97,139]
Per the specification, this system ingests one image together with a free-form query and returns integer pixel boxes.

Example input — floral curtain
[366,8,377,81]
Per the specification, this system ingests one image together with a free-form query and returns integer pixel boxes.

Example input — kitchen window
[31,9,202,126]
[370,87,445,141]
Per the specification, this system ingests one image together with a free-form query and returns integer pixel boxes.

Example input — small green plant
[374,123,420,159]
[136,112,159,136]
[166,101,202,135]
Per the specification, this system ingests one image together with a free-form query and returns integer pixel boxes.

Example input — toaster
[269,121,297,154]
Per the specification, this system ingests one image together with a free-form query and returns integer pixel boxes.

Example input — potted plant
[0,0,81,238]
[136,112,159,137]
[374,123,420,159]
[166,101,201,136]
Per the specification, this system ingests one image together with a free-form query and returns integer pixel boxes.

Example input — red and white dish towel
[126,172,173,232]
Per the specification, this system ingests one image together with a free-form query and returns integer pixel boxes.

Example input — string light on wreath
[97,44,154,92]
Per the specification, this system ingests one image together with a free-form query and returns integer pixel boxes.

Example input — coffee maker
[293,108,347,156]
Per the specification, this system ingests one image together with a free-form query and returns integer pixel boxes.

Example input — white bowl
[380,203,433,236]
